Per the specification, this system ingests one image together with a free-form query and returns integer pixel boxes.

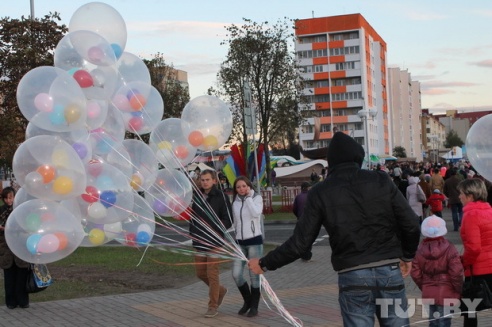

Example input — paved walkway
[2,209,492,326]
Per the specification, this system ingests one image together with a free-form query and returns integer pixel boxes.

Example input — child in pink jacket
[411,215,463,327]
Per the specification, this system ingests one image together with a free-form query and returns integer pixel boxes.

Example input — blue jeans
[338,263,409,327]
[428,305,451,327]
[232,244,263,288]
[450,203,463,231]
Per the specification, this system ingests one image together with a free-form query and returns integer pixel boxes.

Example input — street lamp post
[357,109,378,169]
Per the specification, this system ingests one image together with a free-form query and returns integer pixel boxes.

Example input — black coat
[262,162,421,272]
[190,185,232,251]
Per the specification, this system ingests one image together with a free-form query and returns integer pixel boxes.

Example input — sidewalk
[2,209,492,326]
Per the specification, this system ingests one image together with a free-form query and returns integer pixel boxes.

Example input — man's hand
[248,258,265,274]
[400,260,412,277]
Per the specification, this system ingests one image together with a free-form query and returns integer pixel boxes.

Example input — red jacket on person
[460,201,492,277]
[426,193,445,213]
[411,237,463,305]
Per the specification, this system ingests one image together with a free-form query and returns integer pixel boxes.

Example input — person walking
[419,173,432,217]
[443,167,464,231]
[0,187,30,309]
[411,215,463,327]
[189,169,232,318]
[248,132,421,327]
[426,189,446,218]
[231,176,264,317]
[457,178,492,327]
[407,175,427,224]
[292,181,313,261]
[430,168,445,194]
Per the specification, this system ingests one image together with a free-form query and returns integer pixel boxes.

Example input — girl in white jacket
[231,176,263,317]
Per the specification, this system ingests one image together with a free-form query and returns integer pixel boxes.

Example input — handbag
[416,185,426,203]
[460,266,492,313]
[26,263,53,293]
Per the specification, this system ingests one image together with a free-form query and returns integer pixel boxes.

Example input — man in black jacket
[249,132,420,326]
[190,169,232,318]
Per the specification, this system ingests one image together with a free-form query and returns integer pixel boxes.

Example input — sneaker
[218,287,228,307]
[204,308,218,318]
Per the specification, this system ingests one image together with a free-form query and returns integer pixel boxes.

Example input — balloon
[149,118,197,169]
[52,176,74,195]
[188,130,204,147]
[36,165,56,184]
[81,185,99,203]
[89,106,126,158]
[88,228,106,246]
[114,52,151,91]
[466,114,492,182]
[69,2,127,60]
[13,187,36,208]
[100,190,117,208]
[116,192,155,247]
[87,202,107,220]
[145,169,193,217]
[5,199,84,263]
[181,95,232,151]
[16,66,87,132]
[113,82,164,135]
[73,69,94,88]
[121,139,158,192]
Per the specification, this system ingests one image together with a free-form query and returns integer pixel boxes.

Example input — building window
[329,46,360,56]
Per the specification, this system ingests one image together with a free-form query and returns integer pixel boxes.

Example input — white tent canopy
[441,146,463,160]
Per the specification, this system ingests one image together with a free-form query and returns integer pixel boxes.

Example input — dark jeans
[450,203,463,231]
[3,262,29,308]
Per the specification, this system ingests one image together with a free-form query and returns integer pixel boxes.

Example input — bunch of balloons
[8,2,232,264]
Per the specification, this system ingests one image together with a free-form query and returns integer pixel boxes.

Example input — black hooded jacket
[261,132,421,272]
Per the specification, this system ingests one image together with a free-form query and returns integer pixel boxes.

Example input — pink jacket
[460,201,492,276]
[411,237,463,305]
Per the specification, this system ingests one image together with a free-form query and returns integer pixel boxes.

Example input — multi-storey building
[295,14,389,165]
[421,109,446,162]
[388,68,423,161]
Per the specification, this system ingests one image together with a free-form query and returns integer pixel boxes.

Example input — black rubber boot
[237,282,251,315]
[247,287,260,317]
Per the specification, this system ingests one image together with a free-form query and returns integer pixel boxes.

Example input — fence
[280,187,301,212]
[261,190,273,214]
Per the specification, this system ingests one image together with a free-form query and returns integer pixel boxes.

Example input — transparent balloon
[12,135,87,201]
[116,192,155,247]
[69,2,127,60]
[112,82,164,135]
[149,118,197,169]
[5,199,84,264]
[13,187,36,209]
[89,106,126,158]
[121,139,158,192]
[16,66,87,132]
[74,161,134,224]
[26,123,92,164]
[466,114,492,182]
[85,99,109,131]
[145,169,192,217]
[115,52,151,91]
[181,95,232,151]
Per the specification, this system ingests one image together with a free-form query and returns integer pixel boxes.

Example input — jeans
[428,305,451,327]
[338,263,409,327]
[450,203,463,231]
[232,244,263,288]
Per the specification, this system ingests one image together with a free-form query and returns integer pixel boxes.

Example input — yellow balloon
[88,228,105,246]
[52,148,70,168]
[203,135,218,149]
[130,174,142,190]
[157,141,172,150]
[64,104,82,124]
[52,176,73,195]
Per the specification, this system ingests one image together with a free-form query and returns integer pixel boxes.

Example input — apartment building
[388,68,423,161]
[295,14,389,164]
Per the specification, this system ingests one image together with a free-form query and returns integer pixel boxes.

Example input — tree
[393,146,407,158]
[216,18,305,184]
[444,129,464,148]
[0,13,67,170]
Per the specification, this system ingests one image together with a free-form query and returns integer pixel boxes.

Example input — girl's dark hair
[1,186,16,200]
[232,176,254,201]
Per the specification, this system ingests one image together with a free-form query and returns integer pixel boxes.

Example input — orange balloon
[174,145,189,159]
[130,174,142,190]
[188,130,204,147]
[129,94,146,110]
[36,165,56,184]
[55,232,68,250]
[52,176,73,195]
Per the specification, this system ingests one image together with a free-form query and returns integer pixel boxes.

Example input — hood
[408,176,419,185]
[420,237,450,260]
[327,132,365,168]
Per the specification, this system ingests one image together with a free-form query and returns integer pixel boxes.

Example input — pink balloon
[87,101,102,119]
[34,93,54,112]
[112,94,131,111]
[88,46,104,64]
[37,234,60,253]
